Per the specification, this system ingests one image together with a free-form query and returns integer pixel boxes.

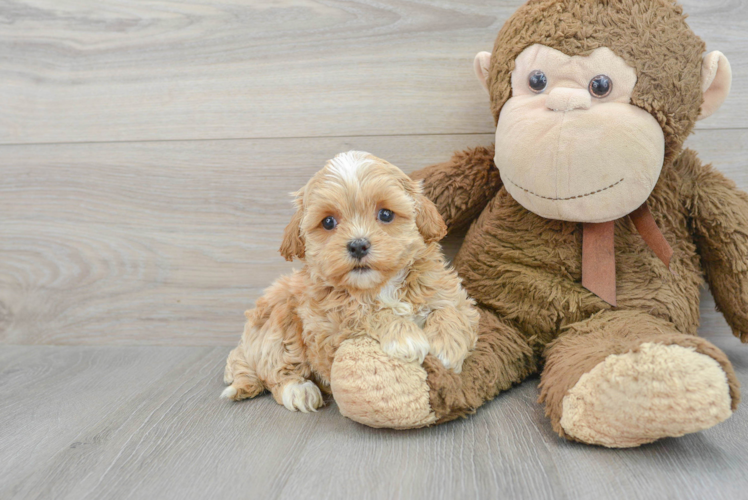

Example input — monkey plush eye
[589,75,613,98]
[321,216,337,230]
[377,209,395,223]
[528,70,548,93]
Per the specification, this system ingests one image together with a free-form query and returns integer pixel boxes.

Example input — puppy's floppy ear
[413,183,447,244]
[279,190,305,261]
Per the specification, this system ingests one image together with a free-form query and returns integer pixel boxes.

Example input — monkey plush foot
[560,343,733,448]
[330,337,436,429]
[331,309,537,429]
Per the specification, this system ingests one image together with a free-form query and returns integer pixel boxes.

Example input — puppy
[221,151,479,412]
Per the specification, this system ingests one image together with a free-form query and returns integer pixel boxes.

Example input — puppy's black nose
[347,238,370,260]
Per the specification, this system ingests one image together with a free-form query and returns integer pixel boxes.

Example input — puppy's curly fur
[221,151,479,412]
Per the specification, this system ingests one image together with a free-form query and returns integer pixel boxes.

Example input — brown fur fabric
[539,310,740,441]
[410,0,748,436]
[487,0,705,165]
[411,146,502,232]
[685,150,748,342]
[425,307,536,423]
[418,144,748,426]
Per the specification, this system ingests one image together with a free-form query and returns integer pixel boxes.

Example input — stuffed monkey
[329,0,747,447]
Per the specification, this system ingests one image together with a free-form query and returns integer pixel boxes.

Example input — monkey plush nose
[546,88,592,112]
[347,238,371,260]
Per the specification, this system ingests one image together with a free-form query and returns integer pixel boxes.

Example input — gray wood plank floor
[2,322,748,500]
[2,0,748,498]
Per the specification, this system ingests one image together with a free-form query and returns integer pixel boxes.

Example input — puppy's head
[280,151,446,291]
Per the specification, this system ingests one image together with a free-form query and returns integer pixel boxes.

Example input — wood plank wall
[1,0,746,346]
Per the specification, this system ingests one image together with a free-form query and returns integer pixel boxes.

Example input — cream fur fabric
[560,343,732,448]
[698,51,732,120]
[492,45,665,223]
[331,337,436,429]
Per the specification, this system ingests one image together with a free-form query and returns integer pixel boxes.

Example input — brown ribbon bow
[582,202,673,306]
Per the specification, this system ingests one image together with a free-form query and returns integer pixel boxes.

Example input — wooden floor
[1,1,747,498]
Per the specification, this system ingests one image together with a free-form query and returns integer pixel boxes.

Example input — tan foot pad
[561,342,732,448]
[331,337,436,429]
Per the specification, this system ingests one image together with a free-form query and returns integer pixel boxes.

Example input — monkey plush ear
[415,194,447,244]
[698,51,732,121]
[473,51,492,93]
[279,193,306,261]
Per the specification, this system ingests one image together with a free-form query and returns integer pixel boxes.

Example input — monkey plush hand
[330,0,747,448]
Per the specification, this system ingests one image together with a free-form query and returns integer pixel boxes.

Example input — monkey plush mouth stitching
[505,177,624,201]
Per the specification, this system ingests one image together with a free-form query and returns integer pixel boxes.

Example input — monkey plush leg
[540,310,739,448]
[330,308,535,429]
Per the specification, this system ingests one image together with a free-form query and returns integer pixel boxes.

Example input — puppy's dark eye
[377,209,394,223]
[528,70,547,93]
[589,75,613,98]
[321,216,337,230]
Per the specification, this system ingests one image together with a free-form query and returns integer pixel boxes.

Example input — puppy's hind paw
[223,366,234,385]
[221,386,238,399]
[282,380,324,413]
[220,374,264,401]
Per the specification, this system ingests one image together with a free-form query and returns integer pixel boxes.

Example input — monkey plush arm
[685,151,748,342]
[410,145,502,232]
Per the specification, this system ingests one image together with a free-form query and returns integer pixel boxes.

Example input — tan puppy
[221,151,479,413]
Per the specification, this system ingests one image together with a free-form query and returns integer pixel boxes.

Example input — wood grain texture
[0,0,745,145]
[2,333,748,500]
[0,133,491,345]
[2,130,746,346]
[2,1,747,497]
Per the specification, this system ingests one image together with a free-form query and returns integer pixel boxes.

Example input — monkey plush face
[493,44,664,222]
[473,0,732,223]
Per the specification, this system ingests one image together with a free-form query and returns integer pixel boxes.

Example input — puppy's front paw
[379,320,430,364]
[281,380,324,413]
[423,307,477,373]
[427,334,471,373]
